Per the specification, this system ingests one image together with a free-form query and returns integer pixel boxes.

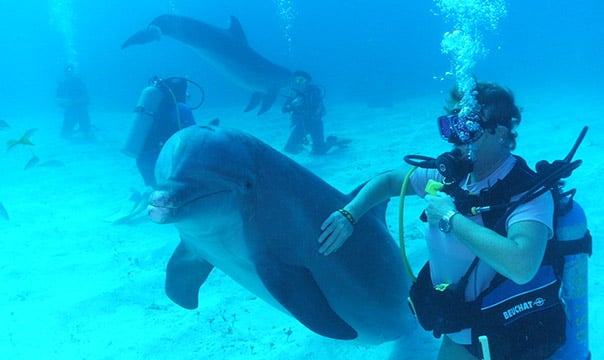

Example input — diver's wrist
[439,210,459,233]
[338,208,357,226]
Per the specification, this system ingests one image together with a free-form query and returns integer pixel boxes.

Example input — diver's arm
[282,89,303,113]
[458,219,549,284]
[423,191,551,284]
[343,167,410,220]
[318,167,412,255]
[281,98,292,113]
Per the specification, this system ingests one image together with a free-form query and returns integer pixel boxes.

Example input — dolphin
[147,124,413,344]
[122,14,293,115]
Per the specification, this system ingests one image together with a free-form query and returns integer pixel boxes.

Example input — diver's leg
[61,107,78,138]
[284,119,305,154]
[136,152,159,188]
[77,106,92,137]
[307,117,330,154]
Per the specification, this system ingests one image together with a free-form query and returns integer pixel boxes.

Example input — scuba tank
[122,83,164,157]
[551,197,591,359]
[121,76,205,158]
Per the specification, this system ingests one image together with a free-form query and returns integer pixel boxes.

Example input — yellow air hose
[398,167,444,282]
[398,166,418,282]
[165,88,183,129]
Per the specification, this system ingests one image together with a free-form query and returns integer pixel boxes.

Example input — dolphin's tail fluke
[121,25,162,49]
[244,93,263,113]
[244,89,279,115]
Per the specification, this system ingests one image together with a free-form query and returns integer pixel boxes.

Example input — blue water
[0,1,601,359]
[0,0,601,112]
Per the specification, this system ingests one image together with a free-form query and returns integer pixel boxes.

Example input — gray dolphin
[147,125,412,344]
[122,14,293,115]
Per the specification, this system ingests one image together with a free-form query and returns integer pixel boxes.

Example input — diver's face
[460,126,507,169]
[293,76,308,89]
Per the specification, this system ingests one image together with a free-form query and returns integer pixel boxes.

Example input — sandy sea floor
[0,86,602,359]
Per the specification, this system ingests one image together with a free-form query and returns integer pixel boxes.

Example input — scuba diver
[112,76,204,224]
[56,64,92,140]
[281,70,340,155]
[122,76,204,189]
[317,82,591,359]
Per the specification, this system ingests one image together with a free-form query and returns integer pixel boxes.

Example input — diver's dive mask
[438,111,484,145]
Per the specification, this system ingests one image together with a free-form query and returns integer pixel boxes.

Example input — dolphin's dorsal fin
[228,16,248,45]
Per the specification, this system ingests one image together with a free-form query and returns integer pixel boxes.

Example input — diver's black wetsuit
[282,84,332,154]
[136,101,194,188]
[56,74,91,138]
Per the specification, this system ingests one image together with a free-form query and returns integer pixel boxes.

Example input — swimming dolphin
[122,14,293,115]
[147,125,413,344]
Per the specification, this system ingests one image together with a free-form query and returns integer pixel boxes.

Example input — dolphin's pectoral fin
[257,89,279,115]
[121,25,162,49]
[165,240,213,309]
[244,92,263,113]
[255,258,357,340]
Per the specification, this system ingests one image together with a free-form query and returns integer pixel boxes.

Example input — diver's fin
[107,189,153,225]
[328,136,352,147]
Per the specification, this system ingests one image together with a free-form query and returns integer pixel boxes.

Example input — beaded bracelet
[338,208,357,226]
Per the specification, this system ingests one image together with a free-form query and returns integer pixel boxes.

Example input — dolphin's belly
[178,225,286,312]
[193,48,286,92]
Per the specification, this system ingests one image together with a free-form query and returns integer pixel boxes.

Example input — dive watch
[439,210,459,233]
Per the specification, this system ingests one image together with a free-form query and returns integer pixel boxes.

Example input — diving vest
[409,155,591,359]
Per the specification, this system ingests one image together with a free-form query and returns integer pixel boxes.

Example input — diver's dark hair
[450,82,521,150]
[293,70,312,82]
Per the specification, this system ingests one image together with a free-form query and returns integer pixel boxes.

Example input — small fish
[0,202,8,221]
[0,119,10,130]
[24,154,40,170]
[7,128,37,152]
[38,160,66,167]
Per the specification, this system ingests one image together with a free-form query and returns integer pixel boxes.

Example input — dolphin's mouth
[147,189,231,224]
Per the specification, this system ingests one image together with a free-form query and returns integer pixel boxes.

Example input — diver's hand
[318,210,354,256]
[290,97,303,107]
[424,191,456,227]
